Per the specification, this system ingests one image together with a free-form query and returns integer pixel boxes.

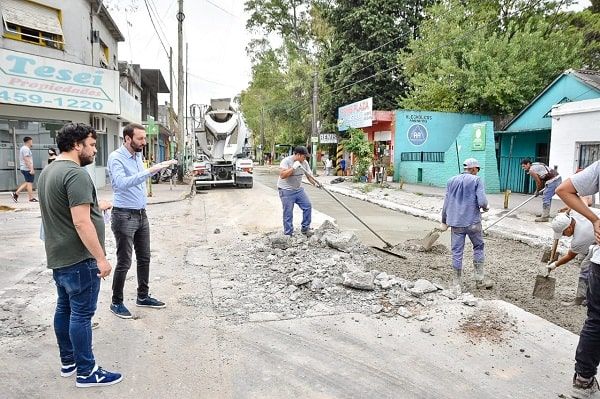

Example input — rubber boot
[535,205,550,222]
[562,278,587,306]
[452,268,462,294]
[474,261,494,289]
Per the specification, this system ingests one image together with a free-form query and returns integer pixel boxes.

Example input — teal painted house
[394,110,500,192]
[498,69,600,193]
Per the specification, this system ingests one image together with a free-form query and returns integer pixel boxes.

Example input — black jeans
[576,261,600,378]
[111,209,151,304]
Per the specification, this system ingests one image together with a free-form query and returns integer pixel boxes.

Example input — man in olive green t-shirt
[38,123,122,388]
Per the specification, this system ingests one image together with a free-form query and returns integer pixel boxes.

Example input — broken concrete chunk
[380,280,393,290]
[375,272,389,281]
[408,279,438,297]
[342,271,375,290]
[310,278,325,291]
[269,233,291,250]
[323,231,364,253]
[420,325,433,334]
[371,304,384,314]
[214,228,221,234]
[287,273,311,286]
[397,307,413,318]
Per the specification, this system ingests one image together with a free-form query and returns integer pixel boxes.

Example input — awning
[1,0,64,36]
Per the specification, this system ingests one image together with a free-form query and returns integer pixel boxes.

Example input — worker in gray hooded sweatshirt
[440,158,493,292]
[548,212,596,306]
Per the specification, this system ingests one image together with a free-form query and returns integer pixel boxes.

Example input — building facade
[497,69,600,193]
[394,110,499,192]
[0,0,143,190]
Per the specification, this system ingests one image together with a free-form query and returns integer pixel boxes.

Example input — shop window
[1,0,64,49]
[96,133,108,167]
[99,39,109,68]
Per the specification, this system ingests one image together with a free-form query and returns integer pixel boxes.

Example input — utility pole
[260,106,265,166]
[185,41,189,168]
[311,71,319,174]
[176,0,185,181]
[169,47,173,107]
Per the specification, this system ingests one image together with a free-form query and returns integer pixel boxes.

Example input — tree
[398,0,585,116]
[320,0,434,130]
[343,127,373,181]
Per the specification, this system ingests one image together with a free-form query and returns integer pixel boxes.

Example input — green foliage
[320,0,434,126]
[343,128,373,181]
[569,9,600,69]
[399,0,585,116]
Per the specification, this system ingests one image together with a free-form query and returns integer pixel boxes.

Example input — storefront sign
[319,133,338,144]
[374,131,391,141]
[472,123,486,150]
[407,123,428,146]
[310,136,319,143]
[337,97,372,131]
[0,48,120,114]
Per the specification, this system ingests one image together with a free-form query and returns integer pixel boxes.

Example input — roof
[141,69,170,94]
[503,69,600,131]
[88,0,125,42]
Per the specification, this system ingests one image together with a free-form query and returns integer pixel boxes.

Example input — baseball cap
[294,146,310,156]
[551,213,572,239]
[463,158,480,168]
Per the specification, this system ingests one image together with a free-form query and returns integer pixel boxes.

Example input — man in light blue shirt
[107,123,176,319]
[440,158,492,292]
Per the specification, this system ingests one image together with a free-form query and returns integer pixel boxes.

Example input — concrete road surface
[0,180,579,398]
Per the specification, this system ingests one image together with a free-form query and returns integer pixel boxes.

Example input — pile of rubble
[189,221,504,337]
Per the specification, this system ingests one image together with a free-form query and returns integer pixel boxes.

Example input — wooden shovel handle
[549,239,559,262]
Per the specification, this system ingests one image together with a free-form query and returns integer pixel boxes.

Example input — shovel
[300,165,406,259]
[421,227,444,251]
[533,239,558,299]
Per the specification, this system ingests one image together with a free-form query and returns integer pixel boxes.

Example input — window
[99,39,109,68]
[1,0,64,49]
[400,152,445,162]
[96,133,108,167]
[578,143,600,169]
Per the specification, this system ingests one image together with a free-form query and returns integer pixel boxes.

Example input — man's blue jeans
[450,222,484,270]
[278,188,311,235]
[576,261,600,378]
[53,258,100,376]
[542,177,562,207]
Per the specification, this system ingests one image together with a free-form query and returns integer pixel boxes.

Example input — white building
[550,97,600,205]
[0,0,140,189]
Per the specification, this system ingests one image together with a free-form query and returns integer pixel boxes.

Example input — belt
[112,207,146,214]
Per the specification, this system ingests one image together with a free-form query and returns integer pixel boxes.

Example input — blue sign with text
[407,123,428,146]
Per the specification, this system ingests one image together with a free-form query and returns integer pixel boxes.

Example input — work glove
[292,160,302,169]
[545,261,558,277]
[436,223,448,232]
[534,190,540,197]
[315,181,323,189]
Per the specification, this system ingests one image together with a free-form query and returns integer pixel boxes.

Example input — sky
[109,0,593,114]
[110,0,252,111]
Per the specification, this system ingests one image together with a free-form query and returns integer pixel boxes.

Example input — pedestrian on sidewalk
[11,136,38,203]
[107,123,176,319]
[440,158,493,293]
[520,159,561,222]
[556,160,600,398]
[340,158,346,176]
[547,212,596,306]
[277,145,322,236]
[324,157,333,176]
[38,123,122,388]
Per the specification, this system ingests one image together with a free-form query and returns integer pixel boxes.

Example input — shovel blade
[421,230,440,251]
[532,274,556,300]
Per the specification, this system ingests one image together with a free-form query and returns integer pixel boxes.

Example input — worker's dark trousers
[575,261,600,378]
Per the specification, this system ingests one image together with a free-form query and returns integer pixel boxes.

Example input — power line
[142,0,169,57]
[148,0,172,48]
[205,0,238,17]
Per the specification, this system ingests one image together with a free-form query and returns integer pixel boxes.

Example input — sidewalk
[310,172,570,248]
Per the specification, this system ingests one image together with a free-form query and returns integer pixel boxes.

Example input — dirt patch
[0,205,15,212]
[381,236,587,334]
[458,305,517,344]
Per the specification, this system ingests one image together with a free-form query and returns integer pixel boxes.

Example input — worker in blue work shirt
[439,158,493,293]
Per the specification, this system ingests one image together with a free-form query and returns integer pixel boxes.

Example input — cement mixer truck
[192,98,253,190]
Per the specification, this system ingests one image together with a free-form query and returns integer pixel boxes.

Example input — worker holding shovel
[556,160,600,398]
[520,159,561,222]
[440,158,493,293]
[547,212,596,306]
